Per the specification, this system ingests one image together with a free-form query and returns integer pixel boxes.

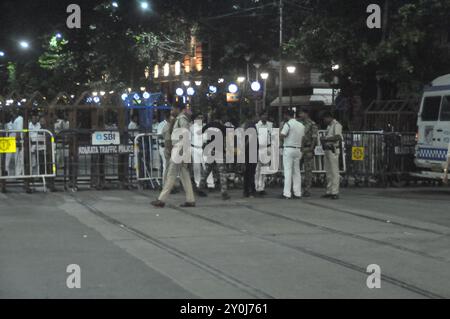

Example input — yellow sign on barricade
[0,137,17,153]
[352,147,365,161]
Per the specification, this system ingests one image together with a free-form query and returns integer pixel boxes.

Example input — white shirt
[12,116,24,138]
[191,121,205,148]
[6,121,13,131]
[29,122,42,140]
[281,119,305,148]
[256,120,273,147]
[128,121,139,130]
[447,142,450,157]
[157,120,167,136]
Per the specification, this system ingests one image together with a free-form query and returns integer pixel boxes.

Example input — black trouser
[243,163,257,196]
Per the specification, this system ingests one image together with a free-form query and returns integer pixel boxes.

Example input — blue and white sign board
[92,131,121,146]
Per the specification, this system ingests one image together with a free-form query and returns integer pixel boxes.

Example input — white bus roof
[432,74,450,86]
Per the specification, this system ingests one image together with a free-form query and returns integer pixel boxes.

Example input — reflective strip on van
[416,147,447,161]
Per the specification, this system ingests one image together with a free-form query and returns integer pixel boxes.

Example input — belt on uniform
[191,144,203,149]
[284,146,301,149]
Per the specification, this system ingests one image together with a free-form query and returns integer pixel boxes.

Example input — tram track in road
[67,193,274,299]
[130,190,446,299]
[302,199,450,237]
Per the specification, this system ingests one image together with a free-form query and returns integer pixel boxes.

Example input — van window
[421,96,441,121]
[440,96,450,121]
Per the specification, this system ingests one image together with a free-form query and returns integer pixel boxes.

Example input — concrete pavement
[0,186,449,298]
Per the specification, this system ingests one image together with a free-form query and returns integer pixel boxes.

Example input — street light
[251,81,261,92]
[286,65,296,74]
[55,33,63,40]
[228,83,239,94]
[176,88,184,96]
[237,76,246,83]
[19,41,30,49]
[140,1,150,10]
[112,1,119,8]
[183,80,191,87]
[332,64,340,71]
[0,51,5,57]
[260,72,269,80]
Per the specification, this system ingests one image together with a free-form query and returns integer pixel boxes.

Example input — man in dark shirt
[197,110,230,200]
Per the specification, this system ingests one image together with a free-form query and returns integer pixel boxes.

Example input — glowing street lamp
[112,1,119,8]
[260,72,269,80]
[332,64,340,71]
[55,33,63,40]
[183,80,191,87]
[228,83,239,94]
[19,41,30,49]
[195,81,202,86]
[251,81,261,92]
[176,88,184,96]
[0,51,5,57]
[286,65,296,74]
[140,1,149,10]
[237,76,246,84]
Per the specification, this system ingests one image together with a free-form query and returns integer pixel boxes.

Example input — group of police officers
[150,105,343,208]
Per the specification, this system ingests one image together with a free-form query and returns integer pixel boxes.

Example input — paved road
[0,186,449,299]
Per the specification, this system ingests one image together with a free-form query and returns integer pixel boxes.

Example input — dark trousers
[243,163,257,196]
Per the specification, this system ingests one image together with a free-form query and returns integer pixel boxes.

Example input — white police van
[413,74,450,179]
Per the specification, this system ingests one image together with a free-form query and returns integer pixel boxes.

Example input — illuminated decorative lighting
[55,33,63,39]
[332,64,340,71]
[209,85,217,94]
[121,93,128,101]
[183,81,191,87]
[19,41,30,49]
[237,76,246,83]
[112,1,119,8]
[127,87,132,93]
[176,88,184,96]
[100,91,106,96]
[175,61,181,76]
[140,1,149,10]
[251,81,261,92]
[0,51,5,57]
[260,72,269,80]
[154,65,159,79]
[133,93,140,100]
[109,90,115,94]
[286,66,296,74]
[92,92,98,96]
[140,87,146,92]
[187,87,195,96]
[218,78,225,84]
[143,92,150,99]
[93,97,101,103]
[163,63,170,77]
[228,84,238,94]
[195,81,202,86]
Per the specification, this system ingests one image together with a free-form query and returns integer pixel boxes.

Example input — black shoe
[302,191,311,197]
[331,195,339,200]
[151,200,165,208]
[321,194,333,198]
[222,193,231,200]
[257,191,267,196]
[180,202,196,207]
[279,195,291,199]
[293,195,302,200]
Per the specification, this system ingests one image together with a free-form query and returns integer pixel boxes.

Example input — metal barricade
[134,133,163,189]
[56,129,135,191]
[0,129,56,192]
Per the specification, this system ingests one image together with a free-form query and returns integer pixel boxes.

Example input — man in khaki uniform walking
[321,112,343,200]
[151,105,196,208]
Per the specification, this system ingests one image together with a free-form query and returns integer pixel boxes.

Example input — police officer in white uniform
[321,112,343,199]
[255,112,273,195]
[4,114,14,176]
[12,110,24,176]
[280,110,305,199]
[156,112,169,181]
[28,114,42,175]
